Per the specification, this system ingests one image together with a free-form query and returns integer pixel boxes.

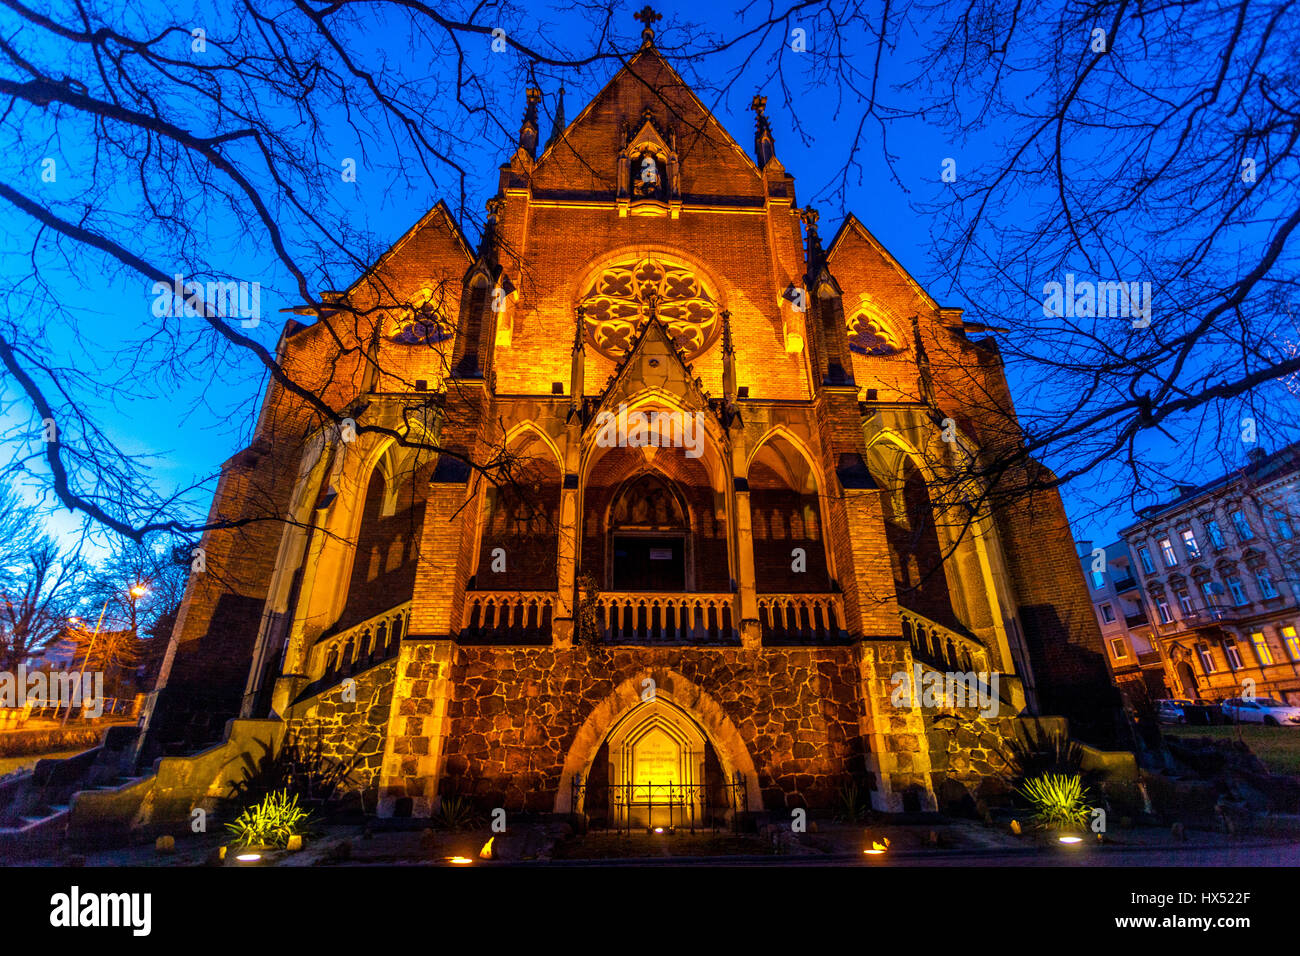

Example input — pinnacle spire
[751,94,775,166]
[518,87,541,159]
[545,85,567,152]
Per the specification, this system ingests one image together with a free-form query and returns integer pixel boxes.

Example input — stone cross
[634,6,662,42]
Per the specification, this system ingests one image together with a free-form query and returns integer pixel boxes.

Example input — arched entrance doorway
[557,671,763,827]
[581,697,737,830]
[1176,660,1198,700]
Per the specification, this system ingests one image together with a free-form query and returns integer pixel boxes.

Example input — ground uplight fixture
[448,856,474,865]
[1058,835,1083,845]
[235,852,262,863]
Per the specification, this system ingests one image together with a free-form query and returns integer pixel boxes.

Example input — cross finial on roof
[751,95,767,116]
[634,6,661,44]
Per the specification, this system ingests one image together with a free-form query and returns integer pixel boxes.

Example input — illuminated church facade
[143,13,1118,822]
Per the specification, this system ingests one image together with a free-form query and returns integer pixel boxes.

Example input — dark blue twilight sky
[5,0,1292,558]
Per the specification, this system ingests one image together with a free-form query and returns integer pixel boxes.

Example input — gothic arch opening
[335,453,426,632]
[867,440,959,629]
[474,429,562,590]
[582,444,728,593]
[557,671,762,822]
[747,433,832,592]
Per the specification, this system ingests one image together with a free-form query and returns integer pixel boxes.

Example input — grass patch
[1164,724,1300,775]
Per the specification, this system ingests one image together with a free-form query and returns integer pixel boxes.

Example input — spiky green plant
[433,795,483,831]
[225,789,313,848]
[833,780,873,823]
[1017,773,1091,831]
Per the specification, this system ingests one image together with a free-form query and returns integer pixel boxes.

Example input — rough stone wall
[285,659,397,807]
[923,711,1018,811]
[434,644,867,813]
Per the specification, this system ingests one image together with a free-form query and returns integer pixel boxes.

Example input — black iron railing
[570,773,747,833]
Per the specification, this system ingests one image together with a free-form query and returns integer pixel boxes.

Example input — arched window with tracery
[846,311,902,356]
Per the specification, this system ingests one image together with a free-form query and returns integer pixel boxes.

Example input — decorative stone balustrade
[311,602,410,685]
[756,593,848,644]
[461,591,555,644]
[899,607,990,674]
[596,592,738,645]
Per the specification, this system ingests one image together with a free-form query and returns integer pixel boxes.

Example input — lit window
[1156,599,1173,624]
[1227,576,1248,606]
[1251,631,1275,666]
[1091,569,1107,590]
[1255,569,1279,600]
[1100,604,1116,624]
[1110,638,1128,660]
[1196,643,1218,674]
[1159,538,1177,567]
[1231,510,1253,541]
[1283,626,1300,662]
[1139,548,1155,574]
[1205,519,1226,549]
[1177,589,1195,615]
[1180,529,1200,558]
[1222,639,1243,671]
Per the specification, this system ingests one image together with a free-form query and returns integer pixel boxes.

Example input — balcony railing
[1154,604,1243,634]
[899,607,990,674]
[756,593,848,644]
[309,602,410,685]
[595,592,738,645]
[461,591,555,644]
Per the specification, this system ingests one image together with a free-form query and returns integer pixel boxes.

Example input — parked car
[1154,699,1194,724]
[1220,697,1300,726]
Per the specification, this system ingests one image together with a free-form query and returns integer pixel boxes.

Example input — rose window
[580,257,719,360]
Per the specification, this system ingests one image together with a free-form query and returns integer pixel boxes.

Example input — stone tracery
[581,256,720,360]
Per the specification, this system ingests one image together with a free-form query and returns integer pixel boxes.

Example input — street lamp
[61,583,149,726]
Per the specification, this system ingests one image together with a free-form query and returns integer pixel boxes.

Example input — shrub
[1018,773,1092,830]
[1002,727,1084,783]
[225,790,313,848]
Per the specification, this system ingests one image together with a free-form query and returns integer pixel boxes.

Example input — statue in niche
[633,152,664,199]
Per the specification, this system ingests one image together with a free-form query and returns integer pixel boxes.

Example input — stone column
[856,640,937,812]
[377,639,456,817]
[733,485,761,648]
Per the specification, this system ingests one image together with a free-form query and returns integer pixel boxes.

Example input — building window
[1090,568,1106,590]
[1110,637,1128,660]
[1100,603,1116,624]
[1283,626,1300,662]
[1226,576,1248,606]
[1231,509,1253,541]
[1177,589,1195,615]
[1156,598,1173,624]
[1271,508,1294,540]
[1255,568,1279,599]
[1250,631,1275,666]
[1139,547,1155,574]
[1180,529,1200,558]
[1206,519,1226,549]
[1159,538,1178,567]
[1196,643,1218,674]
[1222,639,1243,671]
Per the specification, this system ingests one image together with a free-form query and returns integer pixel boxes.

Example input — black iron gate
[571,772,747,833]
